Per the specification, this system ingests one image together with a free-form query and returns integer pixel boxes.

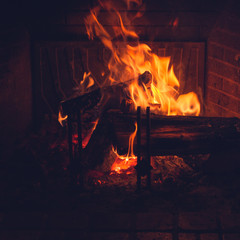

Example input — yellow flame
[84,3,200,116]
[67,1,202,174]
[83,1,201,173]
[111,122,137,173]
[81,72,95,89]
[58,111,68,126]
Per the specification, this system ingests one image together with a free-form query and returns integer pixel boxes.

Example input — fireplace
[2,0,240,150]
[1,0,240,183]
[1,0,240,239]
[1,0,240,182]
[22,0,238,188]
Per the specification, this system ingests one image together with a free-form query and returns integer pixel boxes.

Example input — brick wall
[0,25,32,159]
[206,2,240,117]
[28,0,220,42]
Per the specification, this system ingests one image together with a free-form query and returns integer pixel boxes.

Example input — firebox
[23,0,239,190]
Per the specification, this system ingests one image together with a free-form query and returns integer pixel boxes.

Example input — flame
[111,122,137,174]
[169,17,179,29]
[84,0,201,173]
[58,72,95,126]
[58,1,202,174]
[74,71,95,94]
[58,110,68,126]
[173,18,179,27]
[84,2,201,116]
[71,120,99,148]
[82,72,94,89]
[82,119,99,148]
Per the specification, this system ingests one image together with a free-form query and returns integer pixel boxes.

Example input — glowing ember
[111,122,137,174]
[71,120,99,148]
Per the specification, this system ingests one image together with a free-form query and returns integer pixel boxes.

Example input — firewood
[61,71,153,115]
[61,88,101,115]
[138,71,152,88]
[103,110,240,156]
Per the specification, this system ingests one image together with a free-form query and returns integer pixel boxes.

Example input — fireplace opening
[1,0,240,188]
[45,0,239,190]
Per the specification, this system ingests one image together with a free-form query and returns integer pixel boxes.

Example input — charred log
[61,88,101,115]
[81,113,116,172]
[103,110,240,156]
[60,71,153,116]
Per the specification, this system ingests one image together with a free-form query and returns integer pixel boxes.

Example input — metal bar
[137,106,141,191]
[146,106,151,190]
[77,110,82,162]
[67,114,74,184]
[77,110,83,187]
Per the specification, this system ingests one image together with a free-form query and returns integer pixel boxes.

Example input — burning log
[120,71,153,113]
[102,110,240,156]
[138,71,152,88]
[96,70,153,114]
[60,71,152,116]
[59,71,153,182]
[61,88,102,115]
[78,108,240,182]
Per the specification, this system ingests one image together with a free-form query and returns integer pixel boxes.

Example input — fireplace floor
[1,118,240,240]
[1,183,240,240]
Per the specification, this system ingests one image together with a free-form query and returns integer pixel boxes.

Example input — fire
[58,110,68,126]
[84,1,200,116]
[84,0,200,173]
[59,0,201,174]
[82,120,99,148]
[71,120,99,148]
[111,122,137,174]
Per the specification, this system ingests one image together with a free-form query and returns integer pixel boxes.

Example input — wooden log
[102,110,240,156]
[61,71,152,115]
[61,88,101,115]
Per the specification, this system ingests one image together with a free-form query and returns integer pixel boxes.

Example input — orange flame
[58,110,68,126]
[83,0,201,173]
[84,2,200,116]
[57,1,201,174]
[82,119,99,148]
[81,72,95,89]
[111,122,137,174]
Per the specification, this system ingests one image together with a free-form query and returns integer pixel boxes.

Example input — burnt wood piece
[103,110,240,156]
[61,71,152,116]
[97,71,152,113]
[61,71,152,187]
[61,88,102,115]
[138,71,152,87]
